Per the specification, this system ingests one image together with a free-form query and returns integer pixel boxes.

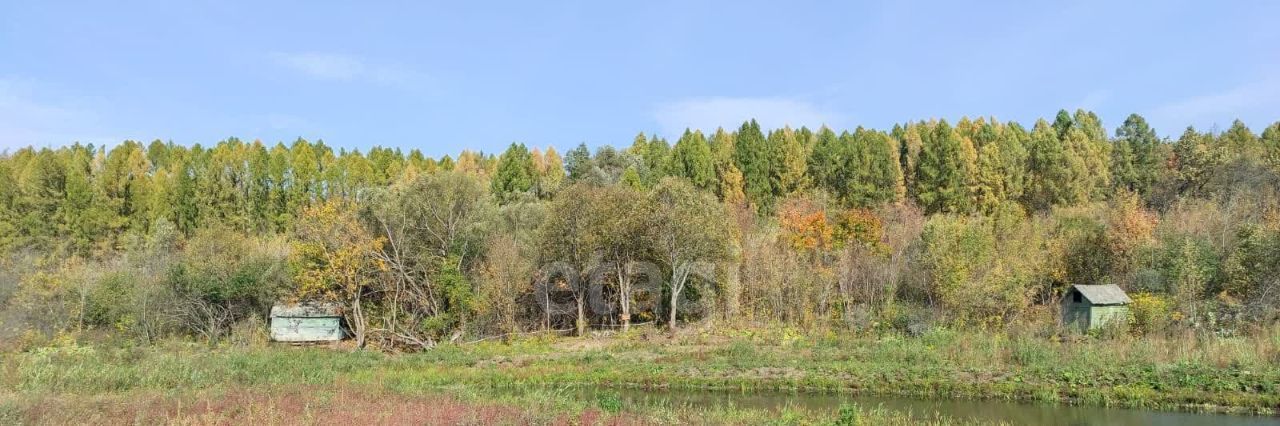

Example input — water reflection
[561,387,1278,425]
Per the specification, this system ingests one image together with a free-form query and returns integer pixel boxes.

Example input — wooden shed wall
[271,317,343,342]
[1063,303,1129,332]
[1088,305,1128,330]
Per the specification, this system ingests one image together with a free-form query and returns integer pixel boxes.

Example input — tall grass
[3,326,1279,417]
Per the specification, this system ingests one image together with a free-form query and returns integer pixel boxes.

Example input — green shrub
[834,403,861,426]
[595,392,622,413]
[1128,293,1172,335]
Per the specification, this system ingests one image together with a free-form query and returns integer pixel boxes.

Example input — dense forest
[2,109,1279,350]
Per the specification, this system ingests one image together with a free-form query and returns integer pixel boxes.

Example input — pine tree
[915,120,973,214]
[1263,122,1280,171]
[1173,126,1222,195]
[807,126,845,199]
[669,129,716,190]
[437,155,455,171]
[851,127,903,207]
[536,146,566,198]
[709,127,742,202]
[997,121,1030,203]
[971,121,1007,213]
[565,143,593,182]
[733,119,773,209]
[1220,119,1261,159]
[643,135,672,185]
[1052,109,1074,139]
[1024,119,1078,210]
[1112,114,1161,195]
[769,127,807,196]
[897,124,924,202]
[492,143,535,201]
[289,138,319,212]
[1070,110,1112,200]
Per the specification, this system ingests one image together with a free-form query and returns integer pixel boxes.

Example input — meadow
[3,325,1278,424]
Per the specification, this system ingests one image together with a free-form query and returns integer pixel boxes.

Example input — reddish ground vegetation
[3,387,627,426]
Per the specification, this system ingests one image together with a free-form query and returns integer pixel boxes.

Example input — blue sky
[2,1,1278,156]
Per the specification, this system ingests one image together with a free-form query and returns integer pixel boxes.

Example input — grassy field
[2,326,1279,424]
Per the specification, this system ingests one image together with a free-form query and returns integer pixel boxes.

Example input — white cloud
[1147,77,1280,132]
[0,78,120,150]
[1073,90,1111,111]
[271,52,430,90]
[272,52,366,80]
[653,97,839,136]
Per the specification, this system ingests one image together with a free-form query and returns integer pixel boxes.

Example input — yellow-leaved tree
[291,200,385,349]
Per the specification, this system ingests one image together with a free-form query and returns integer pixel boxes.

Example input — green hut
[1062,284,1132,332]
[270,303,344,342]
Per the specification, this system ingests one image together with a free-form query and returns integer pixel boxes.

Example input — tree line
[1,109,1279,349]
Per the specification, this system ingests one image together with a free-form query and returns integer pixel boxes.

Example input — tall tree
[997,121,1030,204]
[709,128,745,204]
[1024,119,1078,210]
[808,126,846,199]
[1112,114,1161,195]
[491,142,536,202]
[647,178,730,331]
[768,127,807,196]
[1263,122,1280,171]
[970,120,1007,213]
[586,185,651,331]
[292,200,384,348]
[539,183,600,335]
[565,143,593,182]
[534,146,566,198]
[642,134,672,186]
[1069,110,1113,200]
[669,129,716,190]
[1220,119,1261,159]
[896,123,924,202]
[855,127,905,206]
[733,120,773,210]
[1173,126,1222,195]
[915,120,973,214]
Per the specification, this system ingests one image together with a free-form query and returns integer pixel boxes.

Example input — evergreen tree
[1263,122,1280,170]
[565,143,593,182]
[807,126,845,199]
[971,120,1007,213]
[997,121,1030,203]
[1220,119,1261,159]
[768,127,807,196]
[1070,110,1112,200]
[1112,114,1161,195]
[1173,126,1222,195]
[437,155,455,171]
[851,127,903,207]
[897,123,924,202]
[1024,119,1077,210]
[1052,109,1074,139]
[669,129,716,190]
[535,146,566,198]
[492,143,536,201]
[733,119,773,209]
[915,120,973,214]
[643,135,672,184]
[709,127,742,202]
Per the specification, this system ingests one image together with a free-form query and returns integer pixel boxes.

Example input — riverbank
[2,327,1278,424]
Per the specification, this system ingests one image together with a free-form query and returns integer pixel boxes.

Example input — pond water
[554,387,1279,425]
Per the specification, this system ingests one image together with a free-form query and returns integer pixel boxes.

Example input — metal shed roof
[270,302,342,318]
[1070,284,1132,305]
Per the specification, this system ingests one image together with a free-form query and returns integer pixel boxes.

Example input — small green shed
[1062,284,1132,332]
[270,303,344,342]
